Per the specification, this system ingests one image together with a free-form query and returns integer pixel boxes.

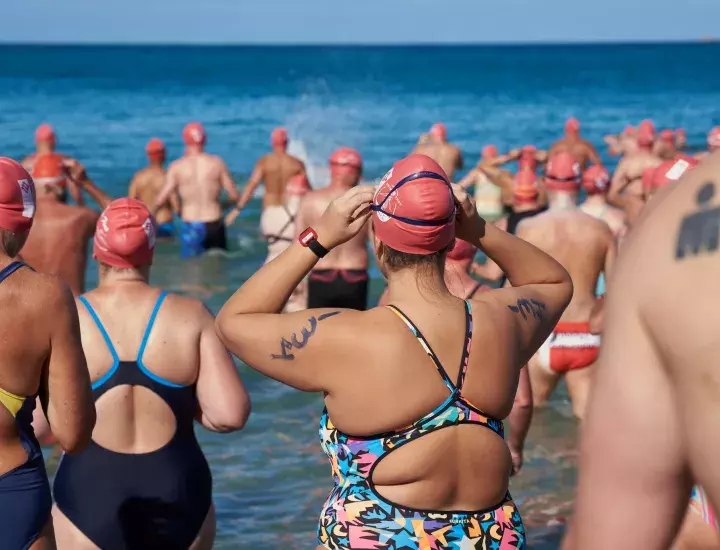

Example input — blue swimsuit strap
[78,296,120,364]
[0,261,26,283]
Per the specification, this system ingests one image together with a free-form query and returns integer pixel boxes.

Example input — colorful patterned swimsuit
[318,300,526,549]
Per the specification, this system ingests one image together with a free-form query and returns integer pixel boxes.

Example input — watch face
[299,227,317,246]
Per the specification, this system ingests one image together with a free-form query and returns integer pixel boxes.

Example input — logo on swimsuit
[17,178,35,219]
[450,517,471,524]
[374,168,401,223]
[142,217,156,249]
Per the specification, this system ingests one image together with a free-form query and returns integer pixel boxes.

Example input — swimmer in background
[458,145,506,222]
[51,198,250,550]
[412,123,463,181]
[695,126,720,161]
[579,165,627,240]
[604,125,636,157]
[548,118,603,171]
[643,154,699,202]
[676,128,688,151]
[22,123,87,206]
[0,158,95,550]
[520,152,615,419]
[655,129,678,160]
[155,122,240,258]
[129,138,178,238]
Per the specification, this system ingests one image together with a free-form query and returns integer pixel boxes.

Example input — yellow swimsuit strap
[0,386,25,418]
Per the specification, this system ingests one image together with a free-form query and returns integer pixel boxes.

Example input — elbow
[214,311,232,348]
[206,397,252,433]
[59,408,97,454]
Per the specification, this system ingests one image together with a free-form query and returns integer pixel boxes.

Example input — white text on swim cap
[17,179,35,219]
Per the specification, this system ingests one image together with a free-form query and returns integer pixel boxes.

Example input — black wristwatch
[298,227,329,258]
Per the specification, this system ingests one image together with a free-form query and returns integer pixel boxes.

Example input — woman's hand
[451,184,486,243]
[315,186,374,250]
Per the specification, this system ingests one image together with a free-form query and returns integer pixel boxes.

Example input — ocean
[1,43,719,549]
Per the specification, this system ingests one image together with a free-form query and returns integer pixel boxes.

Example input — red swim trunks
[538,322,600,373]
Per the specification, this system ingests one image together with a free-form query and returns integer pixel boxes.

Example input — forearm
[508,368,533,453]
[82,179,113,210]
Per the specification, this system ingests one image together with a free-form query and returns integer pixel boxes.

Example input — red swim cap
[643,154,698,192]
[565,118,580,135]
[545,152,581,191]
[513,169,539,203]
[636,121,656,148]
[271,127,288,149]
[582,165,610,195]
[482,145,498,159]
[182,122,206,146]
[372,154,455,255]
[145,138,165,161]
[0,158,36,233]
[429,123,447,142]
[446,238,476,262]
[708,127,720,150]
[519,145,537,170]
[35,124,56,144]
[660,129,675,144]
[32,153,67,189]
[329,147,362,177]
[622,126,636,137]
[286,173,310,196]
[93,198,156,269]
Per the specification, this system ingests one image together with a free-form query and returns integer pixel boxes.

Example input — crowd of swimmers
[0,116,718,549]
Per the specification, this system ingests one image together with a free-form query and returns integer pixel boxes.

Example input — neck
[148,160,164,169]
[272,146,287,154]
[548,191,577,211]
[583,194,606,207]
[185,145,204,156]
[36,143,54,154]
[384,264,451,304]
[512,200,539,213]
[99,266,150,286]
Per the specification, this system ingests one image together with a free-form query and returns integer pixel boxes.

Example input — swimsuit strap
[386,305,457,393]
[466,282,484,299]
[0,261,26,284]
[264,205,295,245]
[137,291,168,364]
[78,296,120,365]
[455,300,473,389]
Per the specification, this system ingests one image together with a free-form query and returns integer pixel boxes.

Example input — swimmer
[655,129,678,160]
[412,123,464,180]
[295,148,369,310]
[566,152,720,550]
[604,125,636,157]
[155,122,240,258]
[607,119,663,225]
[225,127,306,229]
[477,157,549,216]
[458,145,506,222]
[0,158,95,549]
[522,152,616,418]
[579,165,627,239]
[696,126,720,161]
[22,176,112,296]
[216,153,572,550]
[129,138,177,238]
[548,118,603,171]
[676,128,688,150]
[52,198,250,550]
[643,154,699,202]
[21,124,87,205]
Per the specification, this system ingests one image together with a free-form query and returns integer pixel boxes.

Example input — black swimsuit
[53,292,212,550]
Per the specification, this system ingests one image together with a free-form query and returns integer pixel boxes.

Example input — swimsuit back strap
[78,296,119,364]
[0,261,26,284]
[137,291,168,363]
[386,305,456,393]
[455,300,474,390]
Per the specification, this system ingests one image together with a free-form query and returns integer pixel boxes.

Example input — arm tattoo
[676,182,719,260]
[508,299,546,321]
[271,311,341,360]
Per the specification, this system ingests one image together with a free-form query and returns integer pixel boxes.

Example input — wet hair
[381,242,449,274]
[0,229,26,258]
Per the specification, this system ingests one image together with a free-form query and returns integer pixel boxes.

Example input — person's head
[642,154,698,199]
[519,145,537,171]
[565,117,580,137]
[445,238,476,273]
[512,169,539,208]
[0,158,36,258]
[582,165,610,197]
[660,129,675,147]
[708,127,720,152]
[94,198,156,281]
[286,173,311,197]
[429,123,447,143]
[35,123,56,154]
[622,125,636,138]
[182,122,206,153]
[145,138,166,166]
[481,144,498,162]
[371,154,456,285]
[545,152,581,203]
[676,128,687,148]
[636,119,656,151]
[270,127,288,152]
[329,147,362,189]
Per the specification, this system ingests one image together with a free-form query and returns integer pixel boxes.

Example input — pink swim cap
[622,126,636,136]
[446,238,476,262]
[565,118,580,135]
[145,138,165,161]
[329,147,362,177]
[372,154,455,255]
[35,124,56,144]
[660,129,675,144]
[482,145,498,159]
[286,173,310,196]
[519,145,537,170]
[429,123,447,142]
[582,165,610,195]
[0,158,36,233]
[182,122,206,146]
[271,127,288,149]
[545,152,581,192]
[94,198,155,269]
[637,120,656,147]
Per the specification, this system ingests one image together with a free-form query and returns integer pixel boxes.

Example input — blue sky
[5,0,719,44]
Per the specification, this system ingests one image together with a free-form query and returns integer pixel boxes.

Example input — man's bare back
[22,198,98,296]
[255,152,305,207]
[412,142,463,181]
[129,166,174,225]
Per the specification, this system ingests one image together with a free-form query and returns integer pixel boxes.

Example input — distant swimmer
[580,165,627,239]
[676,127,688,150]
[0,158,95,549]
[128,138,177,238]
[566,152,720,550]
[412,123,463,181]
[155,122,240,258]
[22,174,112,296]
[654,128,678,160]
[643,154,699,202]
[604,125,636,157]
[607,120,663,225]
[458,144,506,221]
[295,148,369,310]
[696,126,720,161]
[521,153,615,418]
[21,123,87,206]
[52,198,250,550]
[476,151,549,215]
[548,118,602,171]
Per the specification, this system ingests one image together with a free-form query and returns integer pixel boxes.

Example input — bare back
[22,201,97,295]
[580,200,627,239]
[517,211,613,321]
[168,154,227,223]
[298,189,369,270]
[129,166,172,225]
[259,152,305,207]
[548,138,599,171]
[412,143,463,181]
